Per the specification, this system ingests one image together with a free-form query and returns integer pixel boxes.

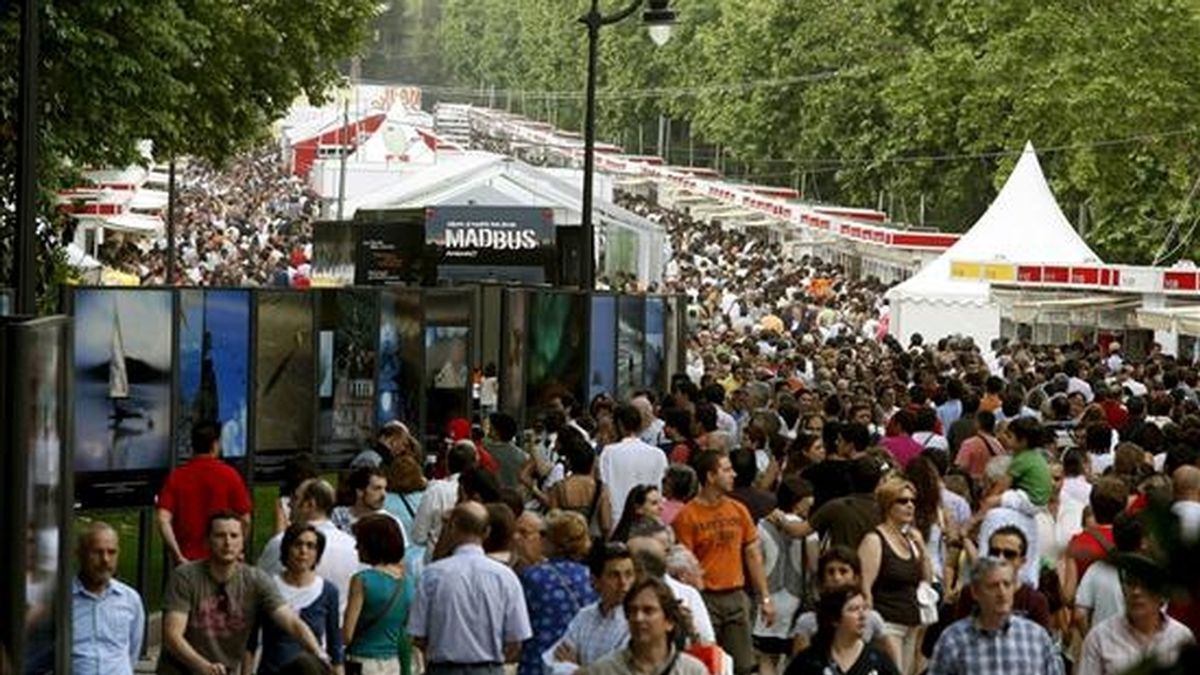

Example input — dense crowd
[96,150,320,286]
[72,169,1200,675]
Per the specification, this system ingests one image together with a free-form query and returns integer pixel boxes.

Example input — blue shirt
[937,399,963,433]
[519,560,598,675]
[544,602,628,675]
[72,577,145,675]
[408,544,532,664]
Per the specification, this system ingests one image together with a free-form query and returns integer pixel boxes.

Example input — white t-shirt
[1173,501,1200,542]
[598,437,667,527]
[1076,561,1125,628]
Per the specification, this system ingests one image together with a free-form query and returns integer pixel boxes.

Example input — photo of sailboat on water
[73,289,173,473]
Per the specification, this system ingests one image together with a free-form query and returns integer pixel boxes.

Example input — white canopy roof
[887,142,1100,307]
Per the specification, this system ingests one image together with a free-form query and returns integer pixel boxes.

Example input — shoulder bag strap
[543,563,585,615]
[587,477,603,521]
[350,571,405,646]
[398,493,416,519]
[1085,527,1115,555]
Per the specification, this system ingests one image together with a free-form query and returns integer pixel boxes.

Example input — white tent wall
[891,297,1000,347]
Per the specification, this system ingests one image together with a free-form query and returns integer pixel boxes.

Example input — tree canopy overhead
[1,0,380,169]
[431,0,1200,264]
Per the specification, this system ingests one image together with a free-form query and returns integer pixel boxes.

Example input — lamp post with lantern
[579,0,676,290]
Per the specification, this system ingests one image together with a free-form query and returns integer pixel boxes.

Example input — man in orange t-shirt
[673,450,774,675]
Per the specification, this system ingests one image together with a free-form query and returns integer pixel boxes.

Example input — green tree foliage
[0,0,380,302]
[431,0,1200,264]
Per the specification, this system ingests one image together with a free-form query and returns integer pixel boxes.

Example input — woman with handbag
[858,476,934,675]
[343,515,412,675]
[517,511,598,675]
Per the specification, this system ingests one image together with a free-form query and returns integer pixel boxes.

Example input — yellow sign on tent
[950,261,982,279]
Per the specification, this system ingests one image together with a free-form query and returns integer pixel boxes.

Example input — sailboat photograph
[72,289,174,473]
[108,305,147,426]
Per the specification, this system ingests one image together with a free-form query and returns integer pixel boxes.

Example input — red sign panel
[1043,266,1070,283]
[1071,267,1099,285]
[1164,271,1198,291]
[1017,266,1043,282]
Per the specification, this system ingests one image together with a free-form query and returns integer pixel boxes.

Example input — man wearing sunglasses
[950,526,1051,630]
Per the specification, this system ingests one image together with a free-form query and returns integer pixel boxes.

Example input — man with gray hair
[928,557,1062,675]
[73,522,145,675]
[628,526,716,644]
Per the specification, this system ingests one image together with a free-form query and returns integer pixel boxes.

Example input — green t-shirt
[1009,449,1053,507]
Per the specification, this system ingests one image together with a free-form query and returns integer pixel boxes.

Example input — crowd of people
[71,167,1200,675]
[96,150,320,287]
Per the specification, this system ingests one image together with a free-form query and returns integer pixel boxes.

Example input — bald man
[72,522,145,675]
[409,503,532,675]
[628,534,715,644]
[1173,465,1200,542]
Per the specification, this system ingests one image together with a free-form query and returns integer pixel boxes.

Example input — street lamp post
[579,0,675,290]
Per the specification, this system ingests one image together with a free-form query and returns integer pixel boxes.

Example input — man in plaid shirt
[929,556,1063,675]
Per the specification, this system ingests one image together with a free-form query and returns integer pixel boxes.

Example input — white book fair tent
[886,142,1101,347]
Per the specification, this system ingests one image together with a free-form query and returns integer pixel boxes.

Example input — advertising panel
[426,206,555,283]
[617,295,646,399]
[526,291,587,412]
[377,289,423,428]
[71,288,173,506]
[311,221,357,287]
[254,291,315,477]
[588,295,617,402]
[644,297,666,393]
[425,325,471,444]
[501,290,529,421]
[317,290,380,463]
[176,289,251,462]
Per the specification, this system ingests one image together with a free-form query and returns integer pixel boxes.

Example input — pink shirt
[881,435,923,468]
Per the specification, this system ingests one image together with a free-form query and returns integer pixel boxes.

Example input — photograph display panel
[72,288,174,476]
[377,289,422,429]
[526,291,587,412]
[254,291,315,465]
[176,289,251,461]
[588,295,617,402]
[9,318,71,674]
[317,289,380,461]
[425,325,471,442]
[644,297,666,393]
[617,295,646,399]
[501,290,529,420]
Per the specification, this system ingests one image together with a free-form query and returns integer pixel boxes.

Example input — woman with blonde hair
[858,475,932,674]
[517,511,599,675]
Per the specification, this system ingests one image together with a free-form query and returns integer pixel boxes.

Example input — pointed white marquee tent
[886,142,1101,346]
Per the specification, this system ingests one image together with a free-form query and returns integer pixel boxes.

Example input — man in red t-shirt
[156,421,252,564]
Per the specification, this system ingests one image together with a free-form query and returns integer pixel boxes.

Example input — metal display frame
[0,315,74,675]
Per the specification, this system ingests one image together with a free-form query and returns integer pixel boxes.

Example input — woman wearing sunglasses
[858,475,933,675]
